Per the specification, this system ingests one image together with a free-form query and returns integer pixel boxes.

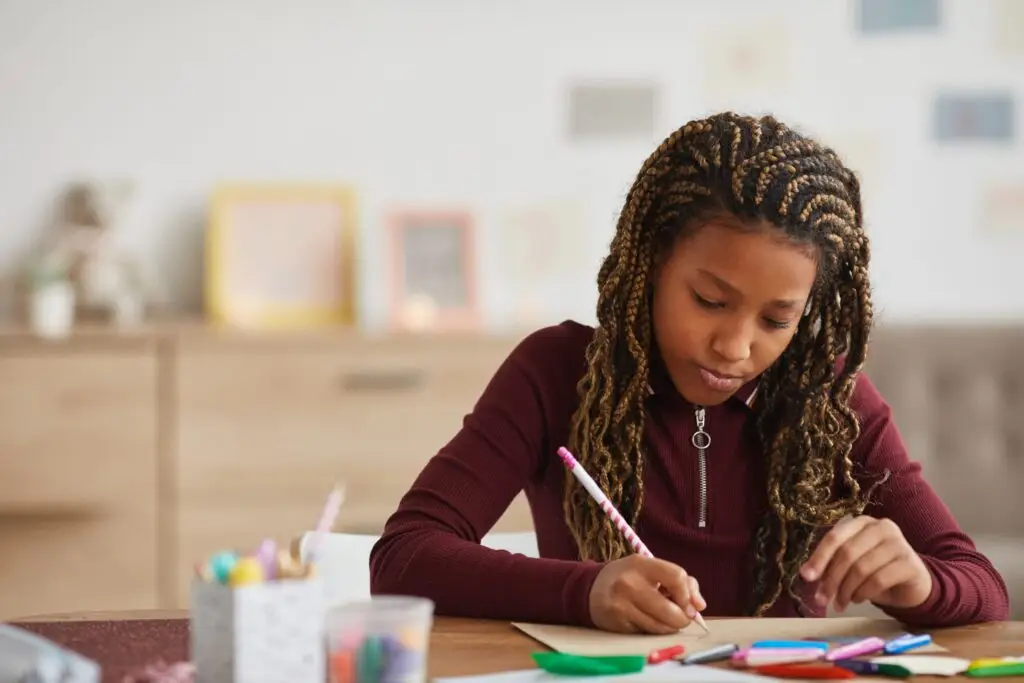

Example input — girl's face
[651,216,819,406]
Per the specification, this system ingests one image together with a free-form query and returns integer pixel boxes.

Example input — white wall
[0,0,1021,329]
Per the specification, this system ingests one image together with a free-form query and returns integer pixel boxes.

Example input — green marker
[532,652,647,676]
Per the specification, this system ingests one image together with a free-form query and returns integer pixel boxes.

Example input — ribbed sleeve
[850,375,1010,625]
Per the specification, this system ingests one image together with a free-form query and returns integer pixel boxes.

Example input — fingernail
[802,566,818,581]
[685,605,697,618]
[815,590,828,605]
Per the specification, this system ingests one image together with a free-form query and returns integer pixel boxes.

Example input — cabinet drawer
[0,512,159,619]
[172,337,530,605]
[0,347,159,618]
[0,352,158,511]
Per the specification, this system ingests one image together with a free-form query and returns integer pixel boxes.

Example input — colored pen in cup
[304,483,346,564]
[557,446,709,634]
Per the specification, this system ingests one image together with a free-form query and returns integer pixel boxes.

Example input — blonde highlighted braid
[563,113,880,616]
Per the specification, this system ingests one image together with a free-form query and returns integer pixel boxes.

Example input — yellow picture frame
[204,183,359,329]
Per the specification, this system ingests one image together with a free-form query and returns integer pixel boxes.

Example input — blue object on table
[884,633,932,655]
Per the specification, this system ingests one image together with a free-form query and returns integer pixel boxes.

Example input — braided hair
[563,112,878,616]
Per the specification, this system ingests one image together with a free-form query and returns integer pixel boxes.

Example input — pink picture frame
[386,210,480,331]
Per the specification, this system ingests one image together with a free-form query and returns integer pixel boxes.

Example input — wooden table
[13,610,1024,680]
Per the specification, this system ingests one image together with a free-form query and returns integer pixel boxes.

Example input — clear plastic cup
[326,596,435,683]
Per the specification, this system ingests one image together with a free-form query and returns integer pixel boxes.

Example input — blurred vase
[30,281,75,339]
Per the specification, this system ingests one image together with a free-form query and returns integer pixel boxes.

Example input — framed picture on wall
[205,184,359,329]
[386,210,479,331]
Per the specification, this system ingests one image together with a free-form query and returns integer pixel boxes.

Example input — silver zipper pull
[691,406,711,450]
[692,405,710,529]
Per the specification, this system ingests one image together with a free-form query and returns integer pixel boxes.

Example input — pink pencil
[557,446,709,633]
[304,483,346,563]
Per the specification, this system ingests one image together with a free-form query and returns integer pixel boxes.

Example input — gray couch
[836,324,1023,619]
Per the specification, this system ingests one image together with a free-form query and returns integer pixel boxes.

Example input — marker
[647,645,685,664]
[735,648,824,667]
[824,636,886,661]
[837,660,913,678]
[681,643,738,665]
[754,663,855,680]
[883,632,932,655]
[754,640,830,650]
[558,446,709,634]
[966,657,1024,678]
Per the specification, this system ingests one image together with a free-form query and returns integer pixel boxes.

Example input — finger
[638,558,693,613]
[688,576,707,611]
[801,516,872,582]
[624,592,689,635]
[849,558,919,606]
[816,524,885,606]
[834,542,901,610]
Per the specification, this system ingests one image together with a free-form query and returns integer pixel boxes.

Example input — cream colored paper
[869,655,969,676]
[512,617,946,657]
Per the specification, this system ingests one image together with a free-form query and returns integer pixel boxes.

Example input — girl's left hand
[799,515,933,612]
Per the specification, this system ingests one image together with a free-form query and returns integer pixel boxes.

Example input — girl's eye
[764,318,791,330]
[693,292,725,309]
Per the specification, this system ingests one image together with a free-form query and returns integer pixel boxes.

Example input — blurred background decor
[204,184,358,330]
[386,210,479,332]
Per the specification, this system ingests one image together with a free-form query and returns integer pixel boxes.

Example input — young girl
[369,112,1009,633]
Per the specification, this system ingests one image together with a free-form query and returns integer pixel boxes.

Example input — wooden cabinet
[0,334,159,619]
[0,325,536,615]
[170,331,532,606]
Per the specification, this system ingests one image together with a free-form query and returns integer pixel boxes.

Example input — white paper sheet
[434,662,777,683]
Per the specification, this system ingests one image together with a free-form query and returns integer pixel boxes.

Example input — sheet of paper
[512,617,946,657]
[434,662,776,683]
[869,655,970,676]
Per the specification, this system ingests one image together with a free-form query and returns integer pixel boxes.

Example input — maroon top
[369,321,1009,627]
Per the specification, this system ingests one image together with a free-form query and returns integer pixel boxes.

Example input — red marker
[647,645,685,664]
[754,663,856,680]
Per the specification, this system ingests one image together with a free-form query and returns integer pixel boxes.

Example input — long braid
[564,112,884,616]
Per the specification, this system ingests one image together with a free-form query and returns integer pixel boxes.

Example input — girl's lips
[698,366,744,392]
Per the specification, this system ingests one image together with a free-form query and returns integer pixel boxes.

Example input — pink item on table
[824,637,887,661]
[737,648,826,667]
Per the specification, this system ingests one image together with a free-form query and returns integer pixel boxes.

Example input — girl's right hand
[588,555,706,634]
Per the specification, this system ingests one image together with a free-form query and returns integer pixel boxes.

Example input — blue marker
[752,640,830,650]
[884,632,932,655]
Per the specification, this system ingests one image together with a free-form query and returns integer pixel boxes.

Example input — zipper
[691,405,711,528]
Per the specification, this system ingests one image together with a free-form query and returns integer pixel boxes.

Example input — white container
[29,281,75,339]
[325,596,434,683]
[190,577,326,683]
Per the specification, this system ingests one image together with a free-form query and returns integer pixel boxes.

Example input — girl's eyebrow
[696,268,800,309]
